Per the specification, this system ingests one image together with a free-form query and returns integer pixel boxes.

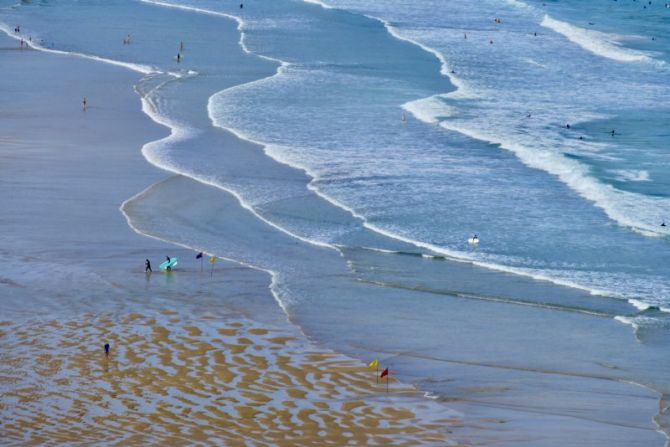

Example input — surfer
[166,256,172,271]
[176,52,181,63]
[145,259,152,273]
[662,222,667,227]
[566,124,571,129]
[240,3,243,8]
[611,129,616,136]
[104,343,110,357]
[401,113,406,122]
[82,97,87,111]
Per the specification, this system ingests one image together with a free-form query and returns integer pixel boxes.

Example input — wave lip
[541,15,661,65]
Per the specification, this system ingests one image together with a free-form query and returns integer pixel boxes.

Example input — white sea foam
[610,169,651,182]
[629,299,652,311]
[440,121,670,237]
[541,15,659,65]
[402,96,453,124]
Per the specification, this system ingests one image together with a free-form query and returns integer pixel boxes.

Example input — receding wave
[541,15,661,65]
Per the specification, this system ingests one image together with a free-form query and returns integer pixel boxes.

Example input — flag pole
[386,370,389,393]
[376,366,379,384]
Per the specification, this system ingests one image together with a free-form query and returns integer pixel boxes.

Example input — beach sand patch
[0,312,461,445]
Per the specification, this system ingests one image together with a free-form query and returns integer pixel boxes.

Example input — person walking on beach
[166,256,172,271]
[82,97,87,111]
[145,259,152,273]
[104,343,110,357]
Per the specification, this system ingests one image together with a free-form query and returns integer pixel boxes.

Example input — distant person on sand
[82,97,87,111]
[104,343,110,357]
[145,259,152,273]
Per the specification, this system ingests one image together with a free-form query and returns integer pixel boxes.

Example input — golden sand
[0,313,463,446]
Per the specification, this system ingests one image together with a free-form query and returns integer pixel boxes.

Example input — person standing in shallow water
[145,259,152,273]
[82,97,87,111]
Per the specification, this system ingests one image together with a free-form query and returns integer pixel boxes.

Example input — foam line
[0,22,157,74]
[136,89,334,251]
[139,0,286,66]
[541,15,661,65]
[119,185,291,315]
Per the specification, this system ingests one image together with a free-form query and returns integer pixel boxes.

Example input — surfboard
[159,258,178,270]
[467,237,479,245]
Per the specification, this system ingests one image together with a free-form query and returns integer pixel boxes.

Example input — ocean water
[2,0,670,444]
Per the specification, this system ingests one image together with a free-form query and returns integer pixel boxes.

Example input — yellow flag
[367,358,379,369]
[208,256,217,264]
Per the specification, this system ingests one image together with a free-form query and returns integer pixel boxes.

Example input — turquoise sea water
[2,0,670,444]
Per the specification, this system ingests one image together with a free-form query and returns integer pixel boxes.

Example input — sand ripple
[0,313,462,446]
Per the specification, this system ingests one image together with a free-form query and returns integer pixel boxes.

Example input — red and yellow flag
[380,368,389,379]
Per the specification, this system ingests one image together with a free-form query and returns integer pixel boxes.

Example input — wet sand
[0,312,461,446]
